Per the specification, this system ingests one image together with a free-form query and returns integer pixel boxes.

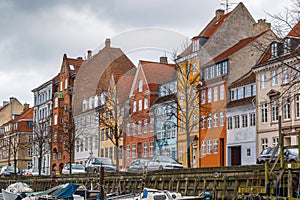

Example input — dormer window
[283,38,291,54]
[271,42,278,58]
[192,38,200,52]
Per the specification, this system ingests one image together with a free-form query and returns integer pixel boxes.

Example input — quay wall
[0,164,298,199]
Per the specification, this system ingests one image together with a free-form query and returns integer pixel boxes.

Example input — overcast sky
[0,0,291,106]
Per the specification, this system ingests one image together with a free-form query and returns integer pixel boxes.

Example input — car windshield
[72,164,85,169]
[7,166,18,172]
[156,156,178,163]
[95,158,113,165]
[289,148,298,154]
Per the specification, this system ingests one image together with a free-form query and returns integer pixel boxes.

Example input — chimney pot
[215,9,225,20]
[87,50,92,59]
[253,19,271,35]
[160,57,168,64]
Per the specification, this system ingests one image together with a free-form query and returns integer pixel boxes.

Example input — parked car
[128,159,149,173]
[21,168,39,176]
[62,163,86,174]
[0,166,19,176]
[85,157,116,173]
[146,156,186,171]
[257,146,298,164]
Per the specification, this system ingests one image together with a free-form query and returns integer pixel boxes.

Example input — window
[132,144,136,158]
[201,90,206,104]
[220,85,224,100]
[144,98,148,109]
[246,149,251,156]
[54,114,58,125]
[201,140,206,155]
[261,102,268,123]
[272,100,279,122]
[126,145,130,158]
[144,142,148,157]
[283,97,291,120]
[230,90,235,101]
[207,140,212,154]
[214,113,218,127]
[150,118,154,132]
[207,114,212,128]
[179,146,183,162]
[242,114,248,127]
[296,95,300,118]
[260,73,267,89]
[138,120,142,134]
[208,88,212,102]
[60,81,62,91]
[250,113,256,126]
[192,63,197,74]
[234,115,240,128]
[214,139,218,154]
[150,142,154,156]
[144,119,148,133]
[283,67,290,84]
[138,99,142,111]
[283,38,291,54]
[133,101,136,112]
[179,117,183,134]
[109,147,113,159]
[193,114,198,131]
[138,79,143,92]
[272,137,279,146]
[295,65,300,80]
[261,138,268,150]
[214,87,218,101]
[271,70,278,86]
[271,42,278,57]
[220,112,224,126]
[64,78,68,89]
[201,116,206,129]
[132,123,136,135]
[27,148,32,156]
[227,117,232,130]
[54,97,58,108]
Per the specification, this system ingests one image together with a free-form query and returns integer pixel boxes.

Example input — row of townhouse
[1,2,299,173]
[0,98,33,171]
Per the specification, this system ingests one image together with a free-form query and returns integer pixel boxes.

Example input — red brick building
[51,54,83,172]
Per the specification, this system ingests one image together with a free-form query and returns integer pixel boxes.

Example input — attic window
[271,43,278,58]
[283,38,291,54]
[70,65,75,70]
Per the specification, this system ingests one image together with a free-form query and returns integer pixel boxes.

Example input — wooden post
[100,166,104,200]
[288,168,293,198]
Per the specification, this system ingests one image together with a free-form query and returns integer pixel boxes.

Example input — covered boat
[1,182,34,200]
[37,183,82,200]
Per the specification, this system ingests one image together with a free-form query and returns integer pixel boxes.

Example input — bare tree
[96,76,130,171]
[32,119,52,175]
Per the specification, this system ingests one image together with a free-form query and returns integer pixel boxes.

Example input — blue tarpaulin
[38,183,79,198]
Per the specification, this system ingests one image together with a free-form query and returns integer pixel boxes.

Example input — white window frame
[220,85,224,100]
[144,98,148,109]
[208,88,212,102]
[220,112,224,126]
[260,73,267,89]
[214,86,218,102]
[271,70,278,86]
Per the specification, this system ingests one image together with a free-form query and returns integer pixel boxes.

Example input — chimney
[87,50,92,59]
[159,56,168,64]
[10,97,14,120]
[23,103,29,111]
[2,101,9,106]
[105,38,111,48]
[215,9,225,20]
[253,19,271,35]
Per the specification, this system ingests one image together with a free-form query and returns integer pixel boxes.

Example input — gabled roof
[11,107,33,123]
[287,20,300,37]
[129,60,176,97]
[203,30,269,67]
[229,71,255,89]
[198,11,231,38]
